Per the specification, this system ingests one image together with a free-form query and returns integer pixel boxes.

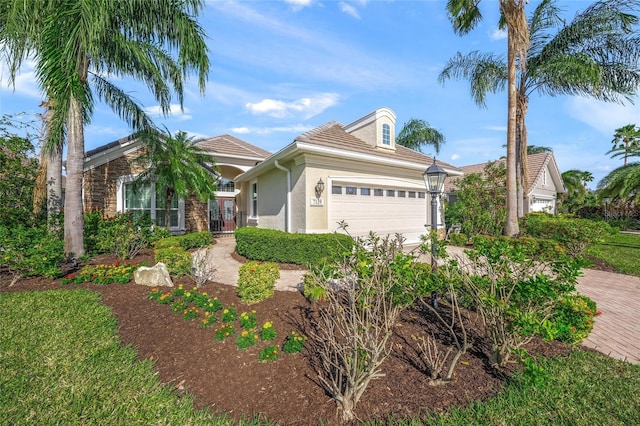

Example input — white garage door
[329,182,428,245]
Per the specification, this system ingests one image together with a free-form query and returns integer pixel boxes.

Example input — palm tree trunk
[64,95,85,258]
[46,145,63,219]
[504,26,520,236]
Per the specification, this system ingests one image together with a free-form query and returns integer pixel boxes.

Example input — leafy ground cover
[588,232,640,276]
[1,250,639,425]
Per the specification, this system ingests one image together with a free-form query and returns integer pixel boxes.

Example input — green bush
[448,232,468,246]
[235,227,353,266]
[550,294,597,344]
[237,260,280,304]
[154,245,192,277]
[0,225,64,281]
[521,213,614,259]
[154,231,211,250]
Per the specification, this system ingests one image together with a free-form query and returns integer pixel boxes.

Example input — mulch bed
[1,249,573,425]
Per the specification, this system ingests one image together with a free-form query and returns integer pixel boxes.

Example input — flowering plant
[61,260,139,285]
[171,300,188,314]
[182,307,200,321]
[282,331,307,354]
[236,330,259,350]
[183,288,199,303]
[260,321,277,341]
[172,284,185,297]
[148,288,173,304]
[200,311,217,328]
[205,297,223,313]
[221,305,238,323]
[214,323,236,341]
[239,310,258,329]
[259,345,280,362]
[193,291,212,309]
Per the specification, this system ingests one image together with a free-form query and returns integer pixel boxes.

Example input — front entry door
[209,197,236,233]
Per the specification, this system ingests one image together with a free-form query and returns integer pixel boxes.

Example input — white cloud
[489,28,507,41]
[566,97,640,136]
[231,124,313,135]
[450,153,460,161]
[485,125,507,132]
[339,2,361,19]
[231,127,251,134]
[246,93,339,119]
[0,59,41,99]
[143,104,192,120]
[284,0,312,12]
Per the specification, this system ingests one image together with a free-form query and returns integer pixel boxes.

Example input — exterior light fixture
[423,158,447,273]
[315,178,325,198]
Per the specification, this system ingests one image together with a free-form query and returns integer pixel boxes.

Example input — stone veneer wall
[84,147,209,233]
[185,197,209,232]
[83,148,146,216]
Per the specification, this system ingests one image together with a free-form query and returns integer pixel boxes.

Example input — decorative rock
[134,262,173,287]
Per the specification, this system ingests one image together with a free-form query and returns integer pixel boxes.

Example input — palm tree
[609,124,640,165]
[396,118,445,154]
[446,0,530,237]
[597,163,640,203]
[0,0,209,258]
[132,129,218,229]
[441,0,640,220]
[560,169,594,213]
[527,145,552,155]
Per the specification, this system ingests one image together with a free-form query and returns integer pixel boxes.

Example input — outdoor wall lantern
[315,178,325,198]
[423,159,447,273]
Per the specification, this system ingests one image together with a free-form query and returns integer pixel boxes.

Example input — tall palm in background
[446,0,530,236]
[598,163,640,203]
[396,118,446,154]
[441,0,640,218]
[0,0,209,257]
[560,169,594,213]
[609,124,640,165]
[133,129,218,229]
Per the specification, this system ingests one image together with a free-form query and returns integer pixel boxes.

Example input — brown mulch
[0,250,572,425]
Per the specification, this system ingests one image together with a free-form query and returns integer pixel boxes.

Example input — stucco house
[446,152,566,214]
[234,107,462,245]
[82,133,271,234]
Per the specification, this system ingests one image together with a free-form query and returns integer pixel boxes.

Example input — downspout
[274,160,291,232]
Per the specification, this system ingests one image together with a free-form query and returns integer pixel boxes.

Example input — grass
[587,232,640,276]
[2,290,639,425]
[0,290,268,426]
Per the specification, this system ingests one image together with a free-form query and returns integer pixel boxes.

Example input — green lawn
[2,290,639,425]
[588,232,640,276]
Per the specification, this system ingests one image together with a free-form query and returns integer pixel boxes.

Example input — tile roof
[297,122,460,171]
[194,134,271,159]
[445,152,557,192]
[85,134,137,158]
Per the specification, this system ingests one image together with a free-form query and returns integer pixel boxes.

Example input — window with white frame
[382,123,391,146]
[360,187,371,196]
[251,182,258,217]
[123,181,179,228]
[542,169,548,186]
[346,186,357,195]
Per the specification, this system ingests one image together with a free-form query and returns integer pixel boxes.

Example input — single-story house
[82,133,271,234]
[446,152,566,214]
[233,107,462,244]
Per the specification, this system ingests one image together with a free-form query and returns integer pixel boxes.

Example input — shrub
[521,213,614,259]
[235,227,353,266]
[154,232,212,250]
[95,212,154,260]
[0,225,64,284]
[551,294,598,344]
[446,235,581,367]
[448,232,468,246]
[154,244,192,277]
[61,261,139,285]
[237,261,280,304]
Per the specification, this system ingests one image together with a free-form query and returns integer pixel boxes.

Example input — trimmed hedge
[520,213,613,259]
[154,231,212,250]
[237,261,280,304]
[234,227,353,266]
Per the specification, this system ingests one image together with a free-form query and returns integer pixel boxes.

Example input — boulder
[134,262,173,287]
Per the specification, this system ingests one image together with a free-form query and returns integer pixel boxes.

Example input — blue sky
[2,0,639,188]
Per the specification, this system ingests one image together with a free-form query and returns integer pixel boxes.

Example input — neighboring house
[234,107,462,244]
[82,134,271,234]
[446,152,566,214]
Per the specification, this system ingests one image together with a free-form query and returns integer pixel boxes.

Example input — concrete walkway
[205,237,640,364]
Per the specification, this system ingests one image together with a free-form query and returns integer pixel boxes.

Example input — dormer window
[382,124,391,146]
